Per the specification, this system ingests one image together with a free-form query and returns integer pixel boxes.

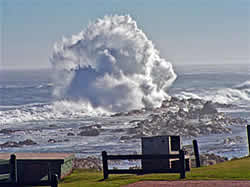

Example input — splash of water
[50,15,176,112]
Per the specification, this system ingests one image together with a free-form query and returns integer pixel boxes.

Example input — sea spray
[50,15,177,112]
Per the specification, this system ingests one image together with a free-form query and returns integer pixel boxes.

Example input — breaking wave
[175,80,250,105]
[233,81,250,90]
[50,15,176,112]
[0,101,107,125]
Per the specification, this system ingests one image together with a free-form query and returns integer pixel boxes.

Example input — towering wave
[50,15,176,112]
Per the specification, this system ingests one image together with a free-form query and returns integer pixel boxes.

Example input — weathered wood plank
[102,150,186,180]
[108,168,181,174]
[0,160,9,165]
[0,164,9,174]
[0,174,9,181]
[107,154,181,160]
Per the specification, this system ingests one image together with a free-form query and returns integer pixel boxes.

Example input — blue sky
[0,0,249,70]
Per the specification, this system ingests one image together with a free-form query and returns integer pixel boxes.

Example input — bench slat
[107,154,181,160]
[0,160,9,165]
[0,164,9,174]
[108,168,181,174]
[0,173,9,181]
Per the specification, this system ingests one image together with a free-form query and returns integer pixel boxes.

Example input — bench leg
[180,150,186,179]
[51,174,58,187]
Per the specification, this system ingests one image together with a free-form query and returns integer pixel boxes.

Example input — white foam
[233,80,250,90]
[0,100,108,125]
[175,81,250,106]
[50,15,176,112]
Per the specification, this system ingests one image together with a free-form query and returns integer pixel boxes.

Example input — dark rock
[0,128,20,134]
[78,128,100,136]
[49,124,58,128]
[177,108,188,118]
[127,109,143,116]
[57,139,70,142]
[111,129,125,133]
[187,98,205,106]
[111,112,125,117]
[120,136,131,141]
[129,120,141,124]
[19,139,37,146]
[79,124,101,130]
[67,132,75,136]
[200,101,218,115]
[0,141,21,148]
[109,96,246,138]
[48,139,57,143]
[0,139,37,148]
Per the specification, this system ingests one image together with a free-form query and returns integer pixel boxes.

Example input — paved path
[122,180,250,187]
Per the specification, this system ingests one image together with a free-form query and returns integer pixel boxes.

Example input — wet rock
[57,139,70,142]
[49,124,58,128]
[78,128,100,136]
[67,132,75,136]
[200,101,218,116]
[111,129,125,133]
[111,112,125,117]
[129,120,141,124]
[48,139,57,143]
[187,98,205,106]
[0,139,37,148]
[120,136,131,141]
[0,128,20,134]
[0,141,21,148]
[127,109,144,116]
[212,102,234,108]
[19,139,37,146]
[79,124,102,130]
[109,96,246,139]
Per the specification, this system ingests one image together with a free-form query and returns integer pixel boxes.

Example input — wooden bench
[102,150,187,179]
[0,154,58,187]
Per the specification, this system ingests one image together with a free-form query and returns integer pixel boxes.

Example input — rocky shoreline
[0,97,247,148]
[72,152,228,171]
[114,97,247,140]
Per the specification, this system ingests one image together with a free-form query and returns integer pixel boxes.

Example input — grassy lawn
[58,156,250,187]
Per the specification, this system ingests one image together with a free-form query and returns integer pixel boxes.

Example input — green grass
[58,156,250,187]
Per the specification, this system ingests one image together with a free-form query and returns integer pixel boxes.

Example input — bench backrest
[102,150,186,179]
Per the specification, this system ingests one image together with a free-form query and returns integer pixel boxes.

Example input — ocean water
[0,63,249,159]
